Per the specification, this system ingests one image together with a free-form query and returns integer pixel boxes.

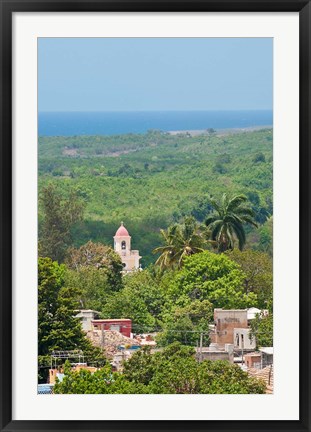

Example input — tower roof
[115,222,130,237]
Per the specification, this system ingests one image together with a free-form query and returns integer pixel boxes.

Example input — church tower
[113,222,141,273]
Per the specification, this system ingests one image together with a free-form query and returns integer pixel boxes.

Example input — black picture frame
[1,1,310,431]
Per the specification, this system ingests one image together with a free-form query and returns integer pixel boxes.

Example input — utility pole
[199,332,203,362]
[101,323,105,353]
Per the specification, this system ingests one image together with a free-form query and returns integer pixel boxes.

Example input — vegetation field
[38,128,273,265]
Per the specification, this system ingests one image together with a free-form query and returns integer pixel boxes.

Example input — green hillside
[38,128,273,265]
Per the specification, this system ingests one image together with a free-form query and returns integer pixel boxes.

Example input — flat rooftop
[259,347,273,355]
[92,319,132,322]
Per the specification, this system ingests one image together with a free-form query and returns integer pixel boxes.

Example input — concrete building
[75,309,100,331]
[247,307,261,321]
[259,347,274,368]
[244,352,262,369]
[91,318,132,338]
[113,222,141,273]
[49,364,98,385]
[234,328,256,350]
[196,344,234,363]
[243,348,273,370]
[211,309,249,346]
[247,307,269,321]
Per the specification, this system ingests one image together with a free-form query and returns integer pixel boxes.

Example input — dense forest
[38,128,273,266]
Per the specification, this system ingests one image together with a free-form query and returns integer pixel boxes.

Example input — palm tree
[205,193,257,252]
[153,216,211,270]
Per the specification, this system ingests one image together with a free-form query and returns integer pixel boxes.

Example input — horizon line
[39,108,273,113]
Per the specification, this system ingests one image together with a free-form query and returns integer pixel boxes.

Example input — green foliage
[156,314,199,347]
[226,249,273,310]
[213,163,227,174]
[195,360,266,394]
[166,251,257,309]
[38,129,273,266]
[249,313,273,348]
[122,269,166,322]
[38,257,90,354]
[54,344,266,394]
[38,129,273,393]
[153,216,212,270]
[64,241,124,311]
[54,361,148,394]
[38,257,106,382]
[124,343,266,394]
[257,216,273,256]
[205,193,258,252]
[39,183,85,262]
[65,267,110,312]
[122,346,157,385]
[216,153,231,164]
[253,152,266,163]
[157,300,213,346]
[102,284,156,333]
[65,240,123,291]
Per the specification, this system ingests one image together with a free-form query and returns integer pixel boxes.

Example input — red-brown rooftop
[114,222,130,237]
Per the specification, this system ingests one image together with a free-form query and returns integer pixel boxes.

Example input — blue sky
[38,38,272,112]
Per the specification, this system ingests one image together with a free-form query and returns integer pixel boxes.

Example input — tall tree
[226,249,273,310]
[166,250,258,309]
[205,194,257,252]
[38,257,105,382]
[249,313,273,348]
[153,216,211,270]
[157,300,213,347]
[39,183,85,262]
[65,241,123,292]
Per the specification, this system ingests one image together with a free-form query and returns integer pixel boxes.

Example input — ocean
[38,110,273,137]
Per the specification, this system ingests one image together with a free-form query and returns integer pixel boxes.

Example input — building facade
[91,319,132,338]
[211,309,249,346]
[113,222,141,272]
[233,327,256,350]
[75,309,100,331]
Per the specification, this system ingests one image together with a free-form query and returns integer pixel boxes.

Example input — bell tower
[113,222,141,272]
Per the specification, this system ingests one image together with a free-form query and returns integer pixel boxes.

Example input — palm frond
[226,194,247,212]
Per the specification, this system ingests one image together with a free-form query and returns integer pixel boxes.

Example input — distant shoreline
[39,125,273,139]
[38,111,273,137]
[168,125,273,137]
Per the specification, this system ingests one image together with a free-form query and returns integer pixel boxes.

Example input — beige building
[234,327,256,350]
[196,345,234,363]
[211,309,249,346]
[75,309,100,331]
[113,222,141,273]
[210,308,261,349]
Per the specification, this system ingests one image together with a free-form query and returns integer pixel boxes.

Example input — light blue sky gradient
[38,38,273,112]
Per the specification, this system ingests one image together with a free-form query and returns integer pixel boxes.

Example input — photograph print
[38,37,273,395]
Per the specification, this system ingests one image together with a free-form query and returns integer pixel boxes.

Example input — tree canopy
[153,216,212,270]
[249,313,273,348]
[38,257,106,382]
[205,193,257,252]
[226,249,273,310]
[39,184,85,262]
[54,343,266,394]
[166,250,257,309]
[39,129,273,266]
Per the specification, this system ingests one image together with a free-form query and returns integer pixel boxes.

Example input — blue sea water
[38,110,273,137]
